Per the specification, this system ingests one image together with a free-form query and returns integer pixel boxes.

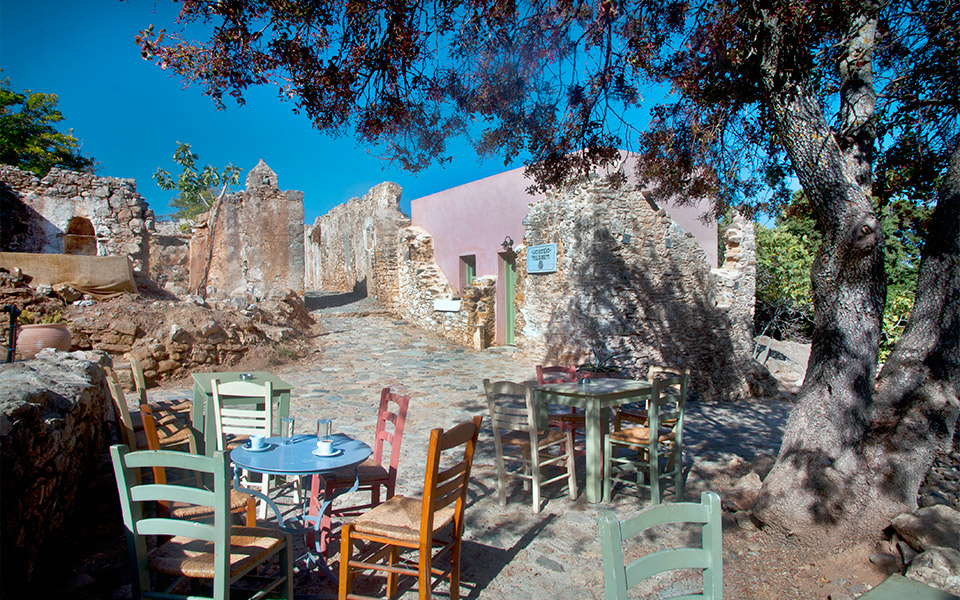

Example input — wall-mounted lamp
[501,236,514,251]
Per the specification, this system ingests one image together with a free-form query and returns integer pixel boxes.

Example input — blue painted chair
[110,445,293,600]
[598,491,723,600]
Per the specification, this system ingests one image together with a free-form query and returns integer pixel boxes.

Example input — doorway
[497,251,517,346]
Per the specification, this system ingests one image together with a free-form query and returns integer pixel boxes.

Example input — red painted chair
[537,365,586,452]
[311,387,410,555]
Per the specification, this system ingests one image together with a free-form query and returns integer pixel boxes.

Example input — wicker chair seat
[500,428,567,447]
[352,495,455,543]
[148,526,286,579]
[616,408,678,428]
[169,489,253,519]
[550,413,586,426]
[321,456,388,485]
[225,435,250,451]
[609,427,675,445]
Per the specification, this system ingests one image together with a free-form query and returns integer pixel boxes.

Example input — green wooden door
[503,253,516,345]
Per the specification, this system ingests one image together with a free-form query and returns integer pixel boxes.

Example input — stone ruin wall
[394,226,497,347]
[0,164,152,274]
[148,218,192,295]
[516,179,756,401]
[189,161,305,300]
[303,182,496,347]
[0,351,110,593]
[304,182,408,303]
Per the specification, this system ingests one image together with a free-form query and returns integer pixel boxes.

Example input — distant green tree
[0,77,96,175]
[154,142,242,219]
[756,192,927,360]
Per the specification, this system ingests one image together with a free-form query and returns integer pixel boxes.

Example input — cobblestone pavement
[146,305,792,600]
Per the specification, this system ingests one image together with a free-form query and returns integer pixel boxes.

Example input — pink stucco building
[411,159,718,345]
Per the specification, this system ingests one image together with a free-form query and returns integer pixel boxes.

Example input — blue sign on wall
[527,243,557,274]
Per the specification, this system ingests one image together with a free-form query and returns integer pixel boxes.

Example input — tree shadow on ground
[305,278,367,309]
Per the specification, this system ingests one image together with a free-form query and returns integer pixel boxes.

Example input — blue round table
[231,433,372,580]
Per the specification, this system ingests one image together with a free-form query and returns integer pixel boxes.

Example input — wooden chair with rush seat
[338,416,482,600]
[110,445,293,600]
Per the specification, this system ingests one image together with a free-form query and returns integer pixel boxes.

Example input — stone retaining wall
[0,164,152,274]
[0,350,111,594]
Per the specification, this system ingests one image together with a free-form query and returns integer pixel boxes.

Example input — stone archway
[63,217,97,255]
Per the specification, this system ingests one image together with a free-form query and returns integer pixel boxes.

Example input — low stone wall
[0,350,111,593]
[0,164,152,274]
[148,219,192,295]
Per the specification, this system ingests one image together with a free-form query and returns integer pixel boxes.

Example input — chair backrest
[212,379,274,451]
[110,445,233,597]
[648,365,690,382]
[372,388,410,492]
[649,373,689,444]
[483,379,539,445]
[104,366,138,451]
[598,491,723,600]
[129,356,149,405]
[420,416,482,543]
[536,365,577,385]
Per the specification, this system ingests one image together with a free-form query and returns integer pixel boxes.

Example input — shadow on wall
[541,226,742,402]
[305,277,368,309]
[0,186,56,253]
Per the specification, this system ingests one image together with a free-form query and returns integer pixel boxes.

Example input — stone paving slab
[153,311,790,599]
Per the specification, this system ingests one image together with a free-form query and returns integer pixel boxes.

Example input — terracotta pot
[16,323,72,360]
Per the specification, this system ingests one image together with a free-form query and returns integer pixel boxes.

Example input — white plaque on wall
[527,243,557,274]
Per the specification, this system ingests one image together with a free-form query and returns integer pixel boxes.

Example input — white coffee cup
[249,434,266,450]
[317,439,334,455]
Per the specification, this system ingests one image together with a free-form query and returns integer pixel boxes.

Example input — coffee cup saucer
[244,442,273,452]
[312,448,342,458]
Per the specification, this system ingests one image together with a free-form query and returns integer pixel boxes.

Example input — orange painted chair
[312,388,410,555]
[338,416,482,600]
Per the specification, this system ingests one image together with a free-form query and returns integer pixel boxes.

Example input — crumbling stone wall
[0,350,110,593]
[392,226,497,346]
[304,182,408,303]
[189,161,305,299]
[0,165,152,274]
[713,212,756,359]
[148,219,192,296]
[516,179,755,401]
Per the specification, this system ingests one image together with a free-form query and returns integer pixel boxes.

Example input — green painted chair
[110,445,294,600]
[598,491,723,600]
[604,373,689,504]
[857,574,959,599]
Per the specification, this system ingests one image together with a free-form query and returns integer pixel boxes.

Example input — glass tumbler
[280,417,296,444]
[317,419,332,441]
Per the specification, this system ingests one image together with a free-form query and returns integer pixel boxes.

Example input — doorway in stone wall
[63,217,97,255]
[498,251,517,346]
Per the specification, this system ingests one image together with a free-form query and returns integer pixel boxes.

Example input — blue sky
[0,0,528,223]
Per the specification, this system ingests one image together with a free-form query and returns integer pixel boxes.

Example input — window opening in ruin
[63,216,97,255]
[459,255,476,296]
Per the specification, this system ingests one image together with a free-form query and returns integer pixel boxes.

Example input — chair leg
[387,544,401,599]
[281,533,295,600]
[449,536,462,600]
[495,454,508,507]
[674,449,684,501]
[531,452,542,513]
[649,450,661,505]
[418,543,433,600]
[339,524,355,600]
[603,439,613,503]
[565,430,578,500]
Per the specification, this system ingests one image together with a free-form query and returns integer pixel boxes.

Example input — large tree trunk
[862,143,960,516]
[750,5,891,540]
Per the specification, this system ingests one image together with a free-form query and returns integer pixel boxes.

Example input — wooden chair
[212,378,292,519]
[129,355,192,417]
[604,373,689,503]
[314,387,410,555]
[140,404,256,527]
[537,365,585,431]
[484,379,578,513]
[338,416,482,600]
[598,491,722,600]
[615,366,690,431]
[110,445,293,600]
[103,367,196,452]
